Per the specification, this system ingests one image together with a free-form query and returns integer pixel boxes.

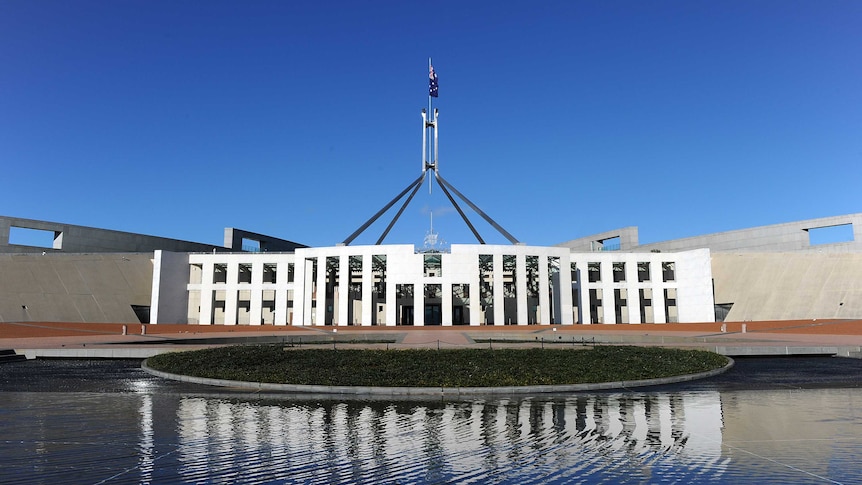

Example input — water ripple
[1,388,861,483]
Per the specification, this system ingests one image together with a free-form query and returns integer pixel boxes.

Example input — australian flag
[429,64,438,97]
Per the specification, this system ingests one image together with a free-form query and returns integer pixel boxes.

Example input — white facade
[156,245,715,326]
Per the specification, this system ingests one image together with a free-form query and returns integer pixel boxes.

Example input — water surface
[1,358,860,484]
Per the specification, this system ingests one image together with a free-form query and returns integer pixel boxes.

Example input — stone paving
[2,319,862,358]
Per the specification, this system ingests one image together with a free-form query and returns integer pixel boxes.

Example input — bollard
[122,325,127,336]
[742,323,747,333]
[141,324,146,335]
[721,324,726,333]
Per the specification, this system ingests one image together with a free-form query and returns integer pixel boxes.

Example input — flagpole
[428,57,433,194]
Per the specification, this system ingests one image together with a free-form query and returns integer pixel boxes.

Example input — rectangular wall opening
[664,288,678,323]
[614,288,629,323]
[589,288,603,324]
[807,224,854,246]
[479,255,494,325]
[639,288,654,323]
[452,284,469,325]
[637,262,650,282]
[241,238,261,252]
[8,226,61,249]
[396,284,414,325]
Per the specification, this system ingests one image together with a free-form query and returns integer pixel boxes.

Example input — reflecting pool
[1,358,861,484]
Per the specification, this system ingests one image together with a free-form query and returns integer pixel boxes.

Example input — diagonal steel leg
[436,173,521,245]
[434,172,485,244]
[376,173,427,244]
[342,173,426,245]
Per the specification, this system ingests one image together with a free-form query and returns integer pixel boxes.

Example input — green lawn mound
[146,345,729,388]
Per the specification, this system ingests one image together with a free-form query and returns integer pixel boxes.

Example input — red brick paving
[2,319,861,340]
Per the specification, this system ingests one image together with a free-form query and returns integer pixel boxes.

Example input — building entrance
[401,306,414,326]
[424,304,441,325]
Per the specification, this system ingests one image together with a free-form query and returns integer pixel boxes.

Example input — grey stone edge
[141,358,734,396]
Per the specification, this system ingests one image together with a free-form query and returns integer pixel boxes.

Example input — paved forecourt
[2,319,862,359]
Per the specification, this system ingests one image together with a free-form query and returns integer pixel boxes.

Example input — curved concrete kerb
[141,358,734,396]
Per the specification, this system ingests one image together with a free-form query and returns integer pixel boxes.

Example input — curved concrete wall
[0,252,153,323]
[712,252,862,321]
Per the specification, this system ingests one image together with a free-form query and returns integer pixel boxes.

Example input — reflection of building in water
[718,388,854,481]
[173,393,726,482]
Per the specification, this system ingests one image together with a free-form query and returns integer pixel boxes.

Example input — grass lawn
[146,345,729,388]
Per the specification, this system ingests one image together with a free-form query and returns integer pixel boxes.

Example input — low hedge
[146,345,728,388]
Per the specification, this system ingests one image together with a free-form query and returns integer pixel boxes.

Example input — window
[263,263,277,283]
[588,262,601,283]
[238,263,252,284]
[424,253,442,277]
[637,262,650,282]
[662,262,676,282]
[373,255,387,301]
[526,255,539,298]
[612,262,626,283]
[213,264,227,284]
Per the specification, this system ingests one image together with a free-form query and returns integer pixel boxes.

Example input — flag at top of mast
[429,61,438,98]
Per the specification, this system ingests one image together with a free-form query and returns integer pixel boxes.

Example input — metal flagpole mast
[426,57,439,194]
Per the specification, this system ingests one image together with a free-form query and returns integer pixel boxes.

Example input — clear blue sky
[2,1,860,248]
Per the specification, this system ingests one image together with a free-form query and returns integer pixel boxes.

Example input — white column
[385,278,397,326]
[602,284,614,324]
[442,283,453,326]
[415,280,425,326]
[199,261,214,325]
[338,254,349,326]
[315,257,326,326]
[302,258,314,325]
[581,285,592,325]
[224,262,238,325]
[250,261,263,325]
[274,261,288,325]
[469,259,482,326]
[493,253,505,326]
[538,255,550,325]
[361,255,373,326]
[558,257,574,325]
[293,258,308,326]
[516,253,528,325]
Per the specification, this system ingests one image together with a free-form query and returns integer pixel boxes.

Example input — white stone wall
[163,245,715,326]
[569,249,714,324]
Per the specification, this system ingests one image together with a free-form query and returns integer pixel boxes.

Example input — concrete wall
[712,252,862,321]
[0,216,223,254]
[557,227,639,252]
[559,214,862,253]
[150,251,191,324]
[224,228,307,252]
[0,252,153,323]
